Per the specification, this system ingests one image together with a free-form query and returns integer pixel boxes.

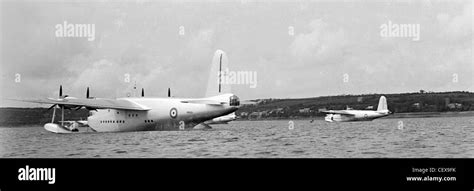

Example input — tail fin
[205,50,231,97]
[377,96,388,111]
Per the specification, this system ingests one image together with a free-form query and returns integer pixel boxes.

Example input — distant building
[357,97,363,103]
[249,112,261,118]
[318,108,327,112]
[366,105,374,110]
[249,111,269,118]
[270,108,284,114]
[240,112,248,117]
[447,103,462,109]
[412,103,421,109]
[298,108,311,113]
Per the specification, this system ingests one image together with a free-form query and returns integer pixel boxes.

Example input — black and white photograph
[0,0,472,189]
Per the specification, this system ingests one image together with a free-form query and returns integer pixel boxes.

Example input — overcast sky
[1,0,472,107]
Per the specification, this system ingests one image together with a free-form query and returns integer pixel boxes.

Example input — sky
[0,0,472,107]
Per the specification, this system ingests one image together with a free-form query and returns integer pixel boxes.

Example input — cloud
[289,19,347,66]
[436,2,472,41]
[71,59,126,97]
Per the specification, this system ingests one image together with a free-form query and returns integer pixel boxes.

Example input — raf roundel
[169,108,178,118]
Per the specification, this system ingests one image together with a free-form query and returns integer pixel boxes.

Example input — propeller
[48,85,63,110]
[47,104,57,111]
[47,85,64,123]
[141,88,144,97]
[75,87,96,110]
[168,88,171,97]
[59,85,63,97]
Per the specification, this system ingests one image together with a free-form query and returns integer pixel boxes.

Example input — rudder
[205,50,231,97]
[377,96,388,111]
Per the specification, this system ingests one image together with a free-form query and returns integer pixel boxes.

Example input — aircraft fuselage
[324,110,390,122]
[87,95,238,132]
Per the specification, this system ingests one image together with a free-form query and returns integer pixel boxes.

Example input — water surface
[1,117,473,158]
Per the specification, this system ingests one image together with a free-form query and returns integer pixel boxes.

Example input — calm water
[1,117,473,158]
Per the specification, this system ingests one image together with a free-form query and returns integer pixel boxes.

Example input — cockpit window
[229,95,240,106]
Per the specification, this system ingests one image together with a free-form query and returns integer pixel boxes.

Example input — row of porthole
[145,120,154,123]
[100,120,125,123]
[128,114,139,117]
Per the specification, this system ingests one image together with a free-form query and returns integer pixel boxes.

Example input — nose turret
[229,95,240,106]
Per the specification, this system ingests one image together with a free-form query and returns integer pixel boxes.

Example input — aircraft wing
[181,99,226,106]
[320,110,355,116]
[10,98,151,111]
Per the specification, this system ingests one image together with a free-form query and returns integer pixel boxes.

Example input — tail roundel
[205,50,231,97]
[377,96,388,111]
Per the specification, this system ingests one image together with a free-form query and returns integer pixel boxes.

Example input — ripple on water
[188,138,207,142]
[113,150,128,154]
[222,137,239,143]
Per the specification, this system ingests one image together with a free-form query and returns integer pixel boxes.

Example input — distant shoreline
[386,111,474,118]
[237,111,474,121]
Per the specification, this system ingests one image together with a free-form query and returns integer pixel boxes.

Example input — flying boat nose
[229,95,240,106]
